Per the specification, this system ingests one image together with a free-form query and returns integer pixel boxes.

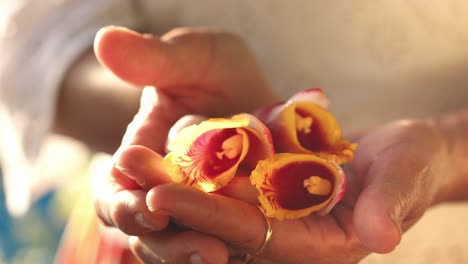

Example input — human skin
[90,27,468,264]
[124,116,467,264]
[53,44,141,153]
[91,26,277,235]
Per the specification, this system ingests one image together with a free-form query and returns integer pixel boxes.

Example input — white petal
[288,88,330,109]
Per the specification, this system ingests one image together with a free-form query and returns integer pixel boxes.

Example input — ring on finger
[243,206,273,263]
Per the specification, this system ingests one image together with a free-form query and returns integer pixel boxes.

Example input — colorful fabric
[0,178,66,264]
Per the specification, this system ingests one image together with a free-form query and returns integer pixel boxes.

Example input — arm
[53,48,141,153]
[433,109,468,203]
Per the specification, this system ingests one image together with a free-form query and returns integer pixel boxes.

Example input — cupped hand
[92,26,278,236]
[127,119,452,263]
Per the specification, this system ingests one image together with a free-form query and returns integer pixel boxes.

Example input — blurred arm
[53,48,141,153]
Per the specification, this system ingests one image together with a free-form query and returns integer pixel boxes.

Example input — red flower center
[295,108,328,151]
[197,129,244,178]
[272,162,335,210]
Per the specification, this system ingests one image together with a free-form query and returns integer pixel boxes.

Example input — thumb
[94,26,216,87]
[354,182,403,254]
[353,147,434,254]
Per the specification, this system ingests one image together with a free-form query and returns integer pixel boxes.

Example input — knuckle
[106,192,144,235]
[237,235,259,253]
[206,198,222,223]
[129,237,164,264]
[396,119,442,146]
[94,199,114,227]
[232,209,263,253]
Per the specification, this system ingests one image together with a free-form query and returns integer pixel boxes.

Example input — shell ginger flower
[250,153,347,220]
[163,114,274,192]
[255,88,356,164]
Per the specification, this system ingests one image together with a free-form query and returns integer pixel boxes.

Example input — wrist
[430,109,468,205]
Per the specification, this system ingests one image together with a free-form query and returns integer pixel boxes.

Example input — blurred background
[0,180,65,264]
[0,136,90,264]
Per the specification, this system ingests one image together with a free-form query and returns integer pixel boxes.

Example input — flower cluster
[163,88,356,220]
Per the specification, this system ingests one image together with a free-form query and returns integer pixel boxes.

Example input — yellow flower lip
[250,153,346,220]
[164,114,274,192]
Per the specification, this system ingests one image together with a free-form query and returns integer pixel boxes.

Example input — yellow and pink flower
[250,153,346,220]
[255,88,355,164]
[163,114,274,192]
[163,88,355,219]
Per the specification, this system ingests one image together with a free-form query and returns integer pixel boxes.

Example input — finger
[116,141,260,204]
[228,260,245,264]
[94,187,170,235]
[91,97,176,233]
[129,228,230,264]
[92,159,170,235]
[215,176,259,204]
[354,187,402,254]
[94,26,216,88]
[115,137,260,204]
[352,122,441,253]
[146,184,348,263]
[355,154,432,253]
[115,145,173,190]
[92,89,185,232]
[118,86,187,154]
[146,183,271,254]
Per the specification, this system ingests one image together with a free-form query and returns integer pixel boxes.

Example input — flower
[163,114,274,192]
[255,88,355,164]
[250,153,346,220]
[163,88,355,220]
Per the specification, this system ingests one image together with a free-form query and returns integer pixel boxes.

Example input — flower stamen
[216,134,243,160]
[295,112,313,134]
[304,176,331,196]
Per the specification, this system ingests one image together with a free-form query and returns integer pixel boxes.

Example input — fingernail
[135,213,155,230]
[146,202,170,215]
[189,253,204,264]
[116,164,146,186]
[146,190,169,214]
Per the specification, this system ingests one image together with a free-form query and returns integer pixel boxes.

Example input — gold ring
[243,206,273,264]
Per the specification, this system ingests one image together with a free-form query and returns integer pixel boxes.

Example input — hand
[92,26,278,236]
[127,119,452,263]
